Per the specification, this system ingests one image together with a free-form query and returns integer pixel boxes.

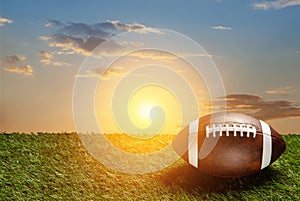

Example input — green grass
[0,133,299,200]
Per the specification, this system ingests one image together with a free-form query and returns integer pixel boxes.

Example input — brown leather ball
[172,112,286,178]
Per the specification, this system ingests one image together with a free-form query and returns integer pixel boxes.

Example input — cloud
[1,55,26,64]
[40,35,105,56]
[4,65,33,75]
[202,94,300,120]
[1,55,33,75]
[38,51,70,66]
[45,19,161,36]
[96,68,124,80]
[265,86,292,95]
[0,17,13,26]
[45,19,64,27]
[108,20,162,34]
[211,25,232,30]
[50,61,71,66]
[253,0,300,10]
[39,58,71,67]
[41,20,161,57]
[127,50,213,60]
[40,34,144,57]
[45,20,110,38]
[129,50,178,60]
[94,40,143,57]
[75,66,124,79]
[38,51,53,59]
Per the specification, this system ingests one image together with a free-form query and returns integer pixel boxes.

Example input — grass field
[1,133,299,200]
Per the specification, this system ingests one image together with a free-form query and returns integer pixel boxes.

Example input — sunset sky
[1,0,300,134]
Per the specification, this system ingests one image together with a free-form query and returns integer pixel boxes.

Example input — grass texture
[0,133,299,200]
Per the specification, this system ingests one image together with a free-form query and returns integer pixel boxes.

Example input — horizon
[1,0,300,134]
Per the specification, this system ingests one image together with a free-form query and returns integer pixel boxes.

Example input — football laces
[206,123,257,138]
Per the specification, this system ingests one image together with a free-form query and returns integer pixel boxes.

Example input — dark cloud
[1,55,26,64]
[41,20,160,58]
[40,35,106,56]
[45,19,64,27]
[206,94,300,120]
[40,34,142,57]
[45,19,160,38]
[46,20,110,38]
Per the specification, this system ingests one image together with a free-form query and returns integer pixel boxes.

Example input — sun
[128,84,182,135]
[136,102,155,127]
[128,97,155,129]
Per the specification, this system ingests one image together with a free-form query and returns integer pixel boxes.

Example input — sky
[0,0,300,134]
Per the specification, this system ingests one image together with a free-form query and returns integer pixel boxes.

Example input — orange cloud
[75,67,124,80]
[1,55,33,75]
[38,51,53,59]
[38,51,70,66]
[265,86,292,95]
[129,50,178,60]
[4,65,33,75]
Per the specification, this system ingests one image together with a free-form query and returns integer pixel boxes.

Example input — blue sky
[1,0,300,133]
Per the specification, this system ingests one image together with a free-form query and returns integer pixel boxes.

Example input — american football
[172,112,286,178]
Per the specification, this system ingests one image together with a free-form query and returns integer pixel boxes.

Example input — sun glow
[94,49,211,136]
[129,101,154,128]
[128,85,181,134]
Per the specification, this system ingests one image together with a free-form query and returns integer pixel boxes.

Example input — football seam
[203,130,284,143]
[206,123,257,138]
